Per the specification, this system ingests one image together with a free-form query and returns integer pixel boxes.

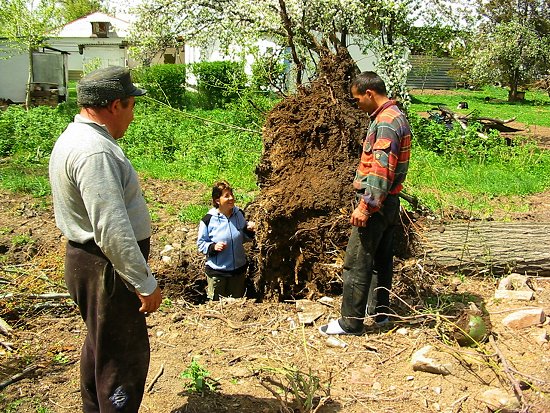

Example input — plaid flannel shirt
[353,100,411,215]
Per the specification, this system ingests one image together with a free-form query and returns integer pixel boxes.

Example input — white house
[48,12,131,80]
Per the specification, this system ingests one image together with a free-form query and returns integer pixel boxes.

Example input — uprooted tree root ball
[248,48,368,299]
[154,47,418,302]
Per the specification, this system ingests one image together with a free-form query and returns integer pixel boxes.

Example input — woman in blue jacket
[197,181,255,300]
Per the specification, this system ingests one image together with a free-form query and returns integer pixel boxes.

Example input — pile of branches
[428,105,523,139]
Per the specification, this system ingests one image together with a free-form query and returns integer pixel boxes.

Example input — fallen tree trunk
[417,221,550,276]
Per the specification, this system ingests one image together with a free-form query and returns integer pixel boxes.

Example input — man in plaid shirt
[320,71,411,336]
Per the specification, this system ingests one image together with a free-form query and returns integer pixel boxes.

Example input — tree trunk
[417,221,550,276]
[508,68,521,102]
[26,48,33,109]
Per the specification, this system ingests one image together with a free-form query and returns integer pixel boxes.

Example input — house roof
[52,12,130,38]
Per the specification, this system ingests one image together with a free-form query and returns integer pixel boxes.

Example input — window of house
[91,22,110,38]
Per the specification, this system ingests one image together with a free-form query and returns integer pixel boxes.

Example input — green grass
[406,144,550,217]
[0,165,51,197]
[1,88,550,219]
[178,203,210,223]
[121,103,263,192]
[0,396,53,413]
[405,86,550,216]
[409,86,550,127]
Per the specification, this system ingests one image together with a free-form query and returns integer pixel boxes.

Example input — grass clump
[406,112,550,216]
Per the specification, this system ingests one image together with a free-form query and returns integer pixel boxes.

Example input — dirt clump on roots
[249,48,368,299]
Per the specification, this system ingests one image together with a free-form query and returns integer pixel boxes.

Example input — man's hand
[137,286,162,313]
[350,206,369,227]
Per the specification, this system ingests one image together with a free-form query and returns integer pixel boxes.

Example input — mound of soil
[250,48,368,299]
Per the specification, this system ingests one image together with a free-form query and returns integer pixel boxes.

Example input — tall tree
[461,0,550,100]
[129,0,420,100]
[464,20,548,100]
[56,0,103,24]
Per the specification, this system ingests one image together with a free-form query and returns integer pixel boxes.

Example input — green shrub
[190,61,247,109]
[409,112,525,165]
[0,105,73,160]
[250,54,287,92]
[134,64,186,108]
[180,358,218,394]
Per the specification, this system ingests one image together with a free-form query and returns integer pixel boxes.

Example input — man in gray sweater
[49,66,162,413]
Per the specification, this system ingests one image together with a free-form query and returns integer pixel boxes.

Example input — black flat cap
[77,66,146,106]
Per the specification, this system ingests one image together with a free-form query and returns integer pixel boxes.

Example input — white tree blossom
[129,0,421,96]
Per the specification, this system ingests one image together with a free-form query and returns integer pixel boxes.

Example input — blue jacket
[197,207,253,273]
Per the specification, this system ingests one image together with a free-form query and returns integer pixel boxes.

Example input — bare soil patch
[1,176,550,412]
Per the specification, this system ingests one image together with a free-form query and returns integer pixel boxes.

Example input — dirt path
[1,179,550,412]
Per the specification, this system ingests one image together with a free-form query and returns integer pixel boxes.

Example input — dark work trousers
[206,272,246,300]
[65,239,151,413]
[339,195,400,333]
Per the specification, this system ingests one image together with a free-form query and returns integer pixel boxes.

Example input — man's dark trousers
[339,194,400,333]
[65,239,151,413]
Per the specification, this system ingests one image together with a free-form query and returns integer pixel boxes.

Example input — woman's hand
[214,242,227,251]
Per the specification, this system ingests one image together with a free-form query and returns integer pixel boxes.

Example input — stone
[497,273,529,290]
[501,308,546,329]
[478,388,520,413]
[326,336,348,348]
[494,290,534,300]
[411,345,451,375]
[532,329,549,345]
[160,244,174,255]
[396,327,409,335]
[295,299,325,324]
[495,274,534,300]
[318,296,334,305]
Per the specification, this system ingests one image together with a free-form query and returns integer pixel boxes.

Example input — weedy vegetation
[179,358,219,394]
[0,70,549,218]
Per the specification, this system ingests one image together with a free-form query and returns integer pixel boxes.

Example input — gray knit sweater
[49,114,157,295]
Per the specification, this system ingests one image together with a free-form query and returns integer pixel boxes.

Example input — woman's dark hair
[212,180,233,207]
[350,71,387,95]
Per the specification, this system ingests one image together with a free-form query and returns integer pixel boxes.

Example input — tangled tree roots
[249,48,369,299]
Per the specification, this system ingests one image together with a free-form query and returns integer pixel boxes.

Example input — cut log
[417,222,550,276]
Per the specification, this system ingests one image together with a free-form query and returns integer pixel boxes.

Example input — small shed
[0,42,69,105]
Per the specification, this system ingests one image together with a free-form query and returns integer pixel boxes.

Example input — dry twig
[146,363,164,393]
[489,335,530,413]
[0,364,41,390]
[203,312,242,330]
